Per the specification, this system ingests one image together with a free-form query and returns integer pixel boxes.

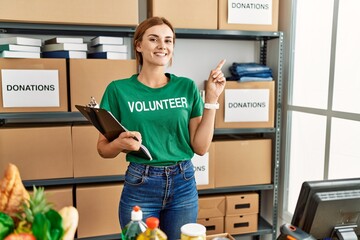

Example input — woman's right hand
[114,131,142,153]
[97,131,142,158]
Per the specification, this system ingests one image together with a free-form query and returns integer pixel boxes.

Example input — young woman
[97,16,226,239]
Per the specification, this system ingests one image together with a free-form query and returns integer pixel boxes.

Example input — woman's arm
[97,131,142,158]
[190,60,226,155]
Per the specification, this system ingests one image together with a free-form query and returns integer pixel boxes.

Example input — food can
[180,223,206,240]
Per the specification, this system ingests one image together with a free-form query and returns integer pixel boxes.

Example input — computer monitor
[291,178,360,240]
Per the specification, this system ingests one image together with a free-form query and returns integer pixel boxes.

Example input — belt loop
[179,161,184,172]
[144,165,150,176]
[165,167,170,176]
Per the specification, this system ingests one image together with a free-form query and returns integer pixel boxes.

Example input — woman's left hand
[206,59,226,103]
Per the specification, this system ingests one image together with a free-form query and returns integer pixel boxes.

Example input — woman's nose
[158,43,166,50]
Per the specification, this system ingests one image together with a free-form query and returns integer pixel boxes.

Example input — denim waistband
[128,160,192,176]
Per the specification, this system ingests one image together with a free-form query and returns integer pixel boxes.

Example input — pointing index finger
[216,59,226,70]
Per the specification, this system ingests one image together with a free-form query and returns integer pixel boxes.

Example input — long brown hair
[133,17,176,66]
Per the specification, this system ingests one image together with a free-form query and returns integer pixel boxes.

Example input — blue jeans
[119,160,198,240]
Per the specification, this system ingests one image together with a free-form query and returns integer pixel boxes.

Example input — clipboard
[75,104,153,160]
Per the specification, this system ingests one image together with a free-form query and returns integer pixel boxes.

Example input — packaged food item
[122,206,147,240]
[180,223,206,240]
[137,217,167,240]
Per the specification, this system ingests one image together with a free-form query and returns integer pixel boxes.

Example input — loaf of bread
[0,163,30,216]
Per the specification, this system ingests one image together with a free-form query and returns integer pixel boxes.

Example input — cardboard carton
[209,81,275,129]
[69,59,137,111]
[225,193,259,215]
[214,139,271,188]
[198,195,226,218]
[28,186,73,211]
[0,126,73,180]
[225,213,258,234]
[206,233,235,240]
[218,0,279,31]
[148,0,218,29]
[0,0,138,26]
[72,125,128,177]
[198,217,224,235]
[0,58,67,113]
[193,143,215,190]
[76,183,123,238]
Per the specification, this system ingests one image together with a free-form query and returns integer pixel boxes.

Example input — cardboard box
[0,126,73,180]
[218,0,279,31]
[28,186,73,211]
[225,213,258,235]
[0,0,138,26]
[76,183,123,238]
[69,59,137,111]
[0,58,67,113]
[206,233,235,240]
[198,217,224,235]
[148,0,218,29]
[193,143,215,190]
[198,195,226,218]
[72,125,128,177]
[214,139,271,188]
[225,193,259,215]
[210,81,275,129]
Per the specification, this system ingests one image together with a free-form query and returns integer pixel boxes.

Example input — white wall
[167,39,257,89]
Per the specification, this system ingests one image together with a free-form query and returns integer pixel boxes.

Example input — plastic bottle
[136,217,167,240]
[121,206,148,240]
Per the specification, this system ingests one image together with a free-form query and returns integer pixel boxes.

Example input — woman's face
[136,24,174,67]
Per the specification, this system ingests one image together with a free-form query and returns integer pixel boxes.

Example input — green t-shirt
[100,73,204,166]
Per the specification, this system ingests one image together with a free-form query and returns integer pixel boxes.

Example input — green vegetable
[32,213,50,240]
[31,209,63,240]
[0,212,15,240]
[45,209,63,240]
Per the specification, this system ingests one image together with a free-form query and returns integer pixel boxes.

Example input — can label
[181,233,205,240]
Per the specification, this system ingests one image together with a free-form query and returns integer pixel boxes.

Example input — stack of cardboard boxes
[0,0,279,30]
[0,61,273,238]
[148,0,279,31]
[198,195,226,235]
[0,0,279,238]
[0,58,137,238]
[224,193,259,234]
[0,0,138,26]
[197,193,259,236]
[0,59,273,237]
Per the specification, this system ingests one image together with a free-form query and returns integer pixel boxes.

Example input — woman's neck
[137,66,169,88]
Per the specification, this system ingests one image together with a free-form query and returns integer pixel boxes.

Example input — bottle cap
[146,217,159,229]
[131,205,143,221]
[181,223,206,237]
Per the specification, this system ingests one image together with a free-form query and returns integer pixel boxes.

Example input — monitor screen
[291,178,360,239]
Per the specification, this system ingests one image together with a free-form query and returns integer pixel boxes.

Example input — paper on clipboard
[75,104,153,160]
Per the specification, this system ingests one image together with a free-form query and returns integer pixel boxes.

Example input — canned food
[180,223,206,240]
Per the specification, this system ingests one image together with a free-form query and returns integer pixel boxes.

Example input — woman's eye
[149,38,157,42]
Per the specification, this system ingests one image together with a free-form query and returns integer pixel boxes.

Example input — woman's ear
[135,42,142,53]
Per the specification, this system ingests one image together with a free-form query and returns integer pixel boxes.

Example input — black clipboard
[75,104,153,160]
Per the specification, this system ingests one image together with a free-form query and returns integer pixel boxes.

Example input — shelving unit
[0,22,283,240]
